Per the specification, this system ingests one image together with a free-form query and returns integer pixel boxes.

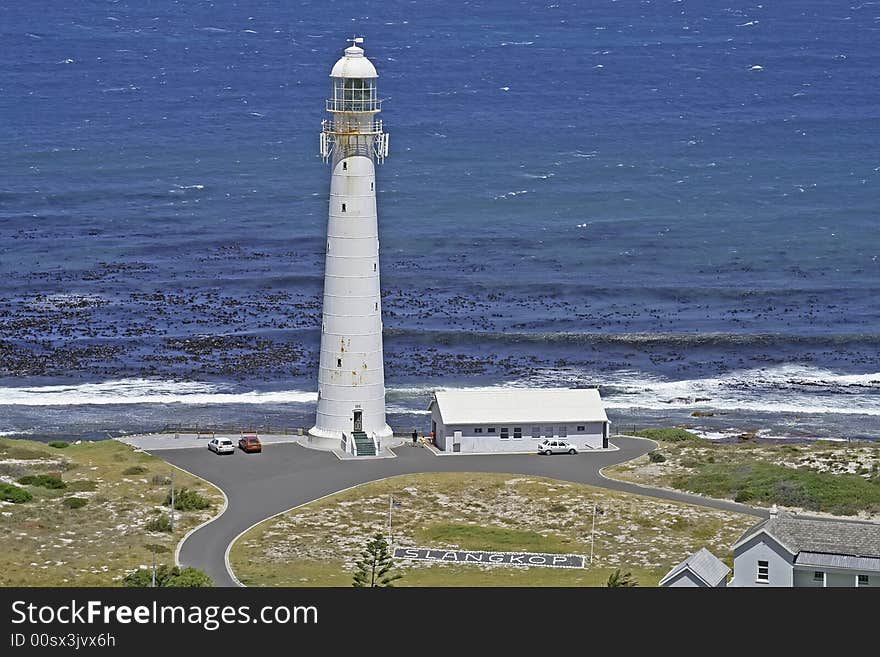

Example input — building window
[532,426,540,438]
[559,426,567,437]
[545,426,553,437]
[487,427,496,433]
[813,571,824,582]
[341,203,346,212]
[337,358,342,368]
[474,428,482,434]
[374,302,378,311]
[577,425,585,432]
[513,427,522,439]
[373,263,377,271]
[858,575,869,586]
[757,561,769,582]
[370,182,374,191]
[343,161,347,170]
[317,389,322,400]
[500,428,509,440]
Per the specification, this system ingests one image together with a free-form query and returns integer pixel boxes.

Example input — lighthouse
[309,38,392,455]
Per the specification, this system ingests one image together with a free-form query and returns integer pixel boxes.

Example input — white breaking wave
[595,365,880,416]
[0,379,316,407]
[374,368,880,418]
[0,365,877,417]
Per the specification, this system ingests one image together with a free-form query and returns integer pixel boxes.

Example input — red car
[238,435,262,453]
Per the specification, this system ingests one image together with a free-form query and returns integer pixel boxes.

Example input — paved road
[155,437,766,587]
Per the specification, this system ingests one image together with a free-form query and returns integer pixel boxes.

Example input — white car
[208,437,235,455]
[537,439,578,455]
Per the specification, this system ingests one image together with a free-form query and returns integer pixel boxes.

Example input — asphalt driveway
[154,437,765,587]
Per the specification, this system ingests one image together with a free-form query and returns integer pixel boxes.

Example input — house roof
[734,513,880,560]
[795,552,880,573]
[428,388,609,425]
[659,547,730,587]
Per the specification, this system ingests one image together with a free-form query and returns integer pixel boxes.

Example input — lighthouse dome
[330,44,378,79]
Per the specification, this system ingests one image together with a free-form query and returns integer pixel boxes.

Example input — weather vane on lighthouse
[309,38,392,456]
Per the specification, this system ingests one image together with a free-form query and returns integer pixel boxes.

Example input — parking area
[117,432,301,452]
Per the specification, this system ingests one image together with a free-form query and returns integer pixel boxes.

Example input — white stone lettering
[393,547,584,569]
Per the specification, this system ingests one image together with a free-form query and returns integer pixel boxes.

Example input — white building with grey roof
[730,507,880,587]
[428,388,610,453]
[659,547,731,587]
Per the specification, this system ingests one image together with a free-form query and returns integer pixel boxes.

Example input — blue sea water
[0,0,878,440]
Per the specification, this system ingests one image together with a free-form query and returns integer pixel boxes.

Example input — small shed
[428,388,610,453]
[659,547,731,588]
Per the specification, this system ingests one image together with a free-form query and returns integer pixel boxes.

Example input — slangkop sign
[394,547,585,569]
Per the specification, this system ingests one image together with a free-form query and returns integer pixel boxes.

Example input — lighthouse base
[307,424,394,454]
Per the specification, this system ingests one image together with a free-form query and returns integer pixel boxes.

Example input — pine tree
[352,532,403,587]
[606,568,638,587]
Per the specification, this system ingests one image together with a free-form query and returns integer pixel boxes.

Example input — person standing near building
[411,429,418,446]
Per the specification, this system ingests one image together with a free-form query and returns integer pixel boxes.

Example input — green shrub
[151,474,171,486]
[164,568,214,588]
[0,483,33,503]
[548,503,567,513]
[671,461,880,516]
[123,565,213,588]
[145,515,173,533]
[164,487,211,512]
[634,428,703,443]
[62,497,88,509]
[18,474,66,489]
[66,480,98,492]
[48,441,69,449]
[123,466,148,476]
[648,451,666,463]
[734,489,754,502]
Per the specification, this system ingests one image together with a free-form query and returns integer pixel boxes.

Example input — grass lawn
[608,430,880,518]
[0,438,223,586]
[229,472,756,587]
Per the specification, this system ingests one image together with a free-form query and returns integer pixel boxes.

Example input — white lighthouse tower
[309,38,392,455]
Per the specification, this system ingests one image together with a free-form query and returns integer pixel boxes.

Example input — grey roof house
[659,547,731,587]
[729,507,880,587]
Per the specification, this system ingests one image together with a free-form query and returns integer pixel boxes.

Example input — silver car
[537,439,578,455]
[208,437,235,455]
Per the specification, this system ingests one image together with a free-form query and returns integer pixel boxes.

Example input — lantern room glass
[330,78,379,112]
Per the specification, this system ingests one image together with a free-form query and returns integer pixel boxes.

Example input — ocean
[1,0,878,441]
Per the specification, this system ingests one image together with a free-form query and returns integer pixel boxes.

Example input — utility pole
[170,469,175,533]
[590,504,597,565]
[387,494,393,546]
